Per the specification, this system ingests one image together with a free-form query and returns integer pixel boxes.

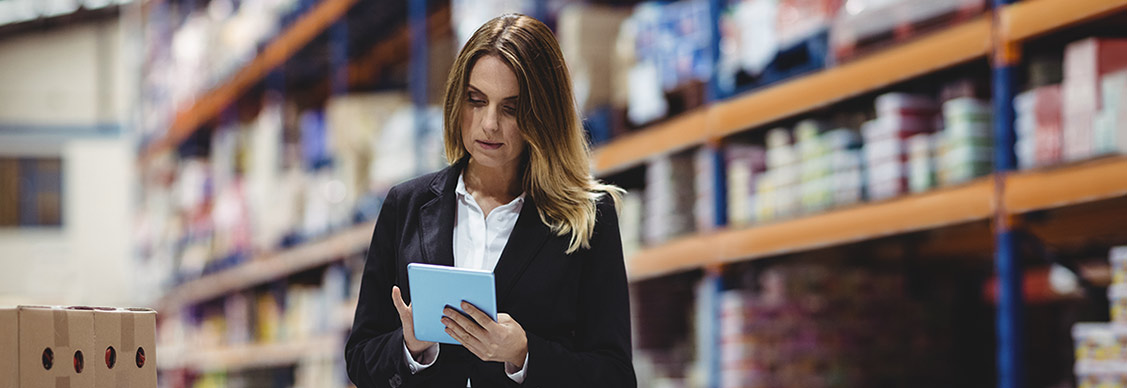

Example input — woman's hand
[442,302,529,368]
[391,286,437,359]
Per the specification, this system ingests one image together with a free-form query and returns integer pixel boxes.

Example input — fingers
[460,301,496,328]
[444,307,487,340]
[391,286,409,316]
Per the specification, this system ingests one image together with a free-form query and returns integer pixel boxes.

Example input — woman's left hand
[442,302,528,368]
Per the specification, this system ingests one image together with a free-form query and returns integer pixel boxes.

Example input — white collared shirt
[403,173,529,385]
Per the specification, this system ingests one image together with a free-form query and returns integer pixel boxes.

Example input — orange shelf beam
[1001,0,1127,42]
[158,222,373,310]
[627,178,995,280]
[711,15,991,138]
[157,335,342,371]
[1004,155,1127,214]
[593,110,710,176]
[592,16,992,176]
[140,0,359,163]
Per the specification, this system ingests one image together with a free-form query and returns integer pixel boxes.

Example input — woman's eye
[468,98,485,105]
[502,105,517,115]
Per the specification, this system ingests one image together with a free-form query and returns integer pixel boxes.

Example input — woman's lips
[476,140,503,150]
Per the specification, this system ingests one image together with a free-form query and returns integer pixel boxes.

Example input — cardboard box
[123,309,157,388]
[90,307,158,388]
[1,306,95,388]
[2,306,154,388]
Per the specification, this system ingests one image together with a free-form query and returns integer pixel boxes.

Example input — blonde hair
[442,13,623,254]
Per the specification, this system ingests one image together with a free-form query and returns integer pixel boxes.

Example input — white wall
[0,16,143,307]
[0,17,124,125]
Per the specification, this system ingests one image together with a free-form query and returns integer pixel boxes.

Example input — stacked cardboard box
[0,306,156,388]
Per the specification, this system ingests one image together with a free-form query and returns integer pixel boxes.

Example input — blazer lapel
[417,163,460,267]
[493,195,551,305]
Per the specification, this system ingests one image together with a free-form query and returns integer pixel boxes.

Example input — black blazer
[345,161,636,388]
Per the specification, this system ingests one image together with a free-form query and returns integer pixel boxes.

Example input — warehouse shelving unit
[595,1,1127,387]
[156,223,372,311]
[141,0,450,382]
[143,0,1127,386]
[158,334,344,372]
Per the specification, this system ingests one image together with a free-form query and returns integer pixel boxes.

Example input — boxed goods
[937,97,992,186]
[1,306,95,388]
[92,308,157,388]
[0,306,156,388]
[1062,38,1127,162]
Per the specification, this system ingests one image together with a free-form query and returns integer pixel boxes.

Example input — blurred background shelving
[3,0,1127,387]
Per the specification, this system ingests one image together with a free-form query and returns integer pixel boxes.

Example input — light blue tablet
[406,262,498,345]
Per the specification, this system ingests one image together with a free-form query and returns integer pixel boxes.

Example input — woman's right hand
[392,285,437,360]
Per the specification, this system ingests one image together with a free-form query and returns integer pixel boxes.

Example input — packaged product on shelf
[1,306,95,388]
[1113,246,1127,285]
[717,263,955,387]
[326,92,412,214]
[644,154,696,244]
[1095,69,1127,155]
[775,0,839,48]
[863,94,937,200]
[1074,323,1114,362]
[620,191,644,260]
[725,144,766,228]
[715,0,780,95]
[1015,84,1064,169]
[759,128,800,221]
[246,97,289,252]
[557,4,632,114]
[695,147,720,231]
[796,120,834,214]
[907,133,935,193]
[937,97,993,186]
[830,0,986,62]
[831,154,864,206]
[1062,38,1127,162]
[623,0,713,124]
[1113,284,1127,324]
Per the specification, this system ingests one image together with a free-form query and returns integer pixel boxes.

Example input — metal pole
[991,0,1022,386]
[409,0,428,171]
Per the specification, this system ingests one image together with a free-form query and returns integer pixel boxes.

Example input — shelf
[1001,0,1127,42]
[591,15,992,176]
[710,15,991,139]
[592,110,710,176]
[157,335,342,372]
[626,155,1127,281]
[139,0,360,163]
[1005,155,1127,214]
[158,223,373,310]
[626,178,996,280]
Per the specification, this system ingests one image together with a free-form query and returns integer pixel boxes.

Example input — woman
[345,13,636,388]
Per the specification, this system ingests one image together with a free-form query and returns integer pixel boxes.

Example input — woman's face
[461,55,527,170]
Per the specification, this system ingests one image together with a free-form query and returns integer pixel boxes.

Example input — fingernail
[461,301,469,308]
